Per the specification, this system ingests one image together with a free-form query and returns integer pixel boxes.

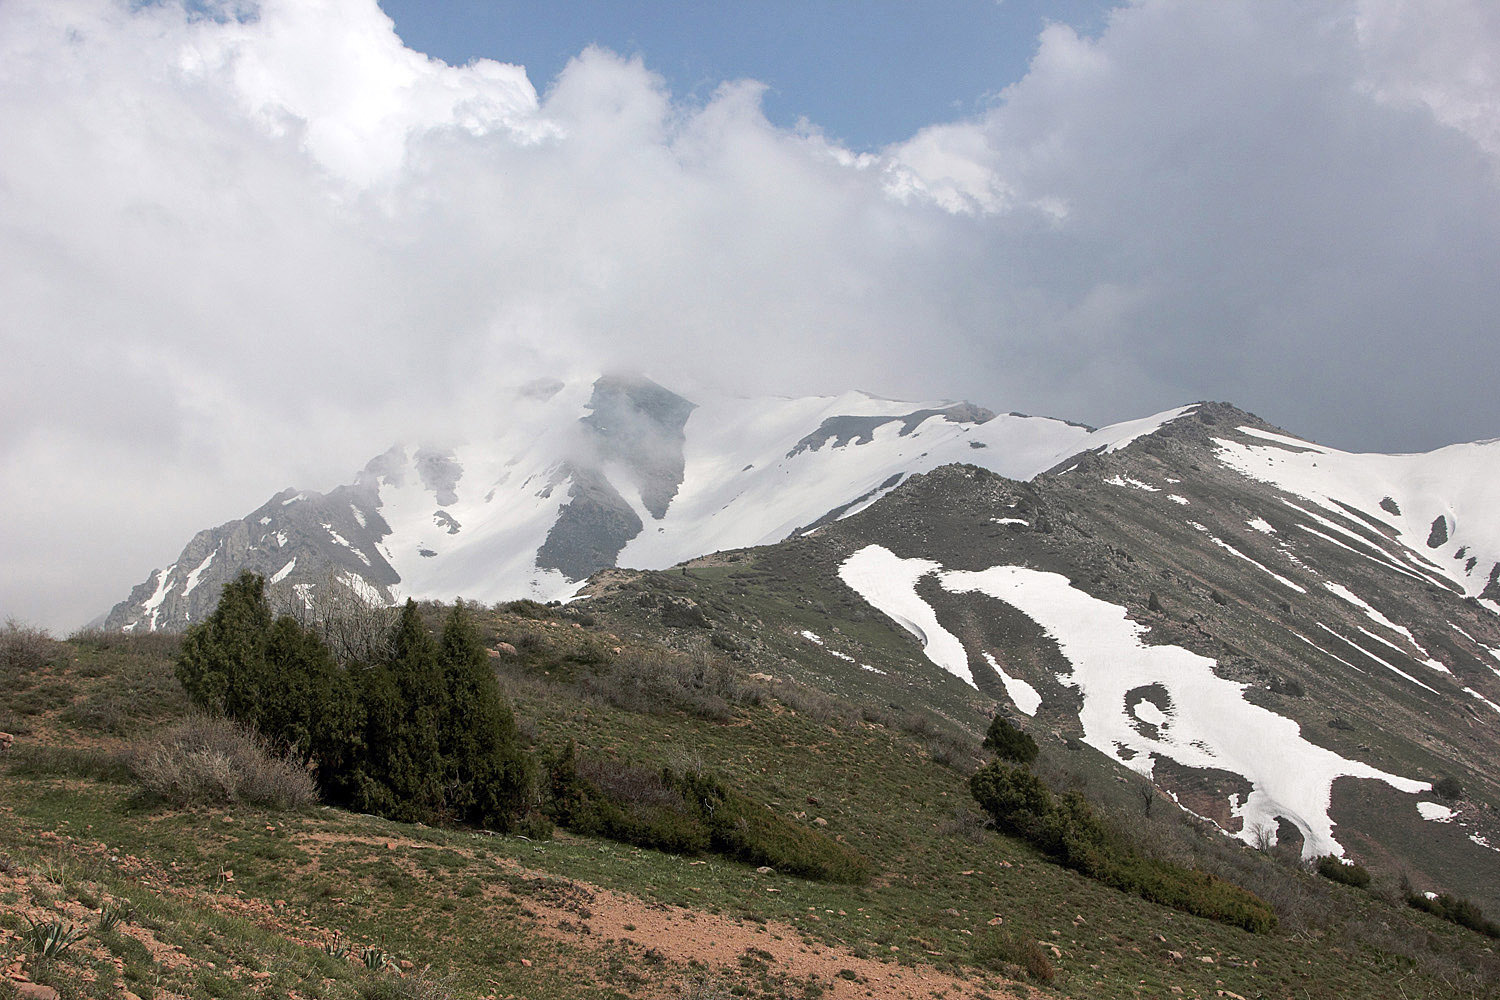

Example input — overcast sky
[3,0,1499,631]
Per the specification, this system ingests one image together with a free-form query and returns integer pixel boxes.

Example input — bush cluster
[1315,854,1372,889]
[543,746,869,883]
[1407,891,1500,938]
[969,758,1276,934]
[177,573,531,830]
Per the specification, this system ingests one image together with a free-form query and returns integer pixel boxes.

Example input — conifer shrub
[1315,854,1372,889]
[1433,776,1464,800]
[981,716,1038,765]
[969,759,1276,933]
[1407,892,1500,938]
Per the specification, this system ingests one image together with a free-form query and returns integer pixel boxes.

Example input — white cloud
[1,0,1498,629]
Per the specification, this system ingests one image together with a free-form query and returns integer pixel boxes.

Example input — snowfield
[839,544,1430,858]
[361,386,1202,610]
[1215,427,1500,600]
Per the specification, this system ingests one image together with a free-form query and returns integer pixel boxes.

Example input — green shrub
[659,599,710,629]
[969,761,1051,837]
[1407,892,1500,938]
[544,745,710,856]
[675,770,870,884]
[1316,854,1372,889]
[542,747,869,883]
[981,716,1038,765]
[1433,776,1464,800]
[969,760,1275,933]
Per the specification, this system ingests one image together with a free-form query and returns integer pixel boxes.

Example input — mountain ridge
[101,376,1202,631]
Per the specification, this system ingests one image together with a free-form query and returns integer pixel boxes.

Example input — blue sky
[376,0,1115,149]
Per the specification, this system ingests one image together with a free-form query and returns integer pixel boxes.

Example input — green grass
[0,620,1496,998]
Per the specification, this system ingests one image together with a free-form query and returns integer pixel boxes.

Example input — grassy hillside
[2,613,1497,999]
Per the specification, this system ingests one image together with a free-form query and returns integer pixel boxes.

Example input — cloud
[2,0,1498,629]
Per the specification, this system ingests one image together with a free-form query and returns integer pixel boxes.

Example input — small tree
[437,601,530,829]
[969,760,1053,837]
[177,572,273,716]
[363,601,447,822]
[982,715,1039,766]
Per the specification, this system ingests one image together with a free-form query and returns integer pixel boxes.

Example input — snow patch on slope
[1209,536,1306,593]
[838,546,972,685]
[982,652,1042,717]
[1217,428,1500,599]
[839,544,1428,858]
[181,549,217,598]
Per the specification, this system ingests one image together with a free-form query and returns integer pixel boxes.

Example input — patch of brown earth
[508,865,1033,1000]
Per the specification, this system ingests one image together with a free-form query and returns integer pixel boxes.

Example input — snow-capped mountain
[102,374,1194,631]
[574,400,1500,904]
[101,380,1500,904]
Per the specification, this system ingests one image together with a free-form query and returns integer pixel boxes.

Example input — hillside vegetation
[2,599,1499,999]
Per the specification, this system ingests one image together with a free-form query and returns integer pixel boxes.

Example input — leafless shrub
[677,975,734,1000]
[938,805,989,843]
[584,647,763,720]
[768,678,860,727]
[576,756,688,812]
[270,572,397,665]
[358,967,457,1000]
[133,714,317,810]
[897,710,938,737]
[1,618,57,675]
[926,730,982,772]
[68,627,182,658]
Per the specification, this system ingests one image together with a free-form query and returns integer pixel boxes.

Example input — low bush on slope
[970,759,1276,934]
[544,745,870,883]
[1407,891,1500,938]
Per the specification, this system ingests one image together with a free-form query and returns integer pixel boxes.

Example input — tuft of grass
[97,899,132,933]
[972,926,1057,984]
[7,745,133,784]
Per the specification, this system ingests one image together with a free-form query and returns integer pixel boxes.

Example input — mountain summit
[101,375,1197,631]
